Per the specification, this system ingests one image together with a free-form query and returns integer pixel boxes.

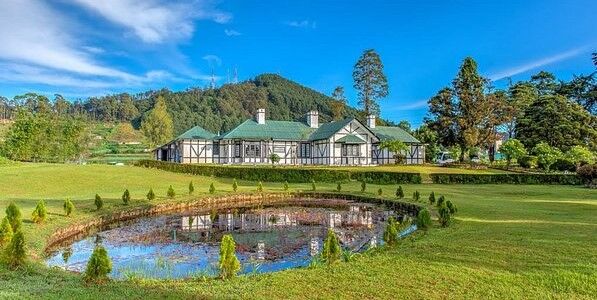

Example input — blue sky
[1,0,596,127]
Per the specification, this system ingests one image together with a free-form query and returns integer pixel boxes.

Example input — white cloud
[285,20,317,29]
[224,29,241,36]
[488,46,589,81]
[202,55,222,67]
[71,0,232,43]
[82,46,105,54]
[384,100,428,111]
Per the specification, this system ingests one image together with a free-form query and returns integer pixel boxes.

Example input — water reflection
[46,201,412,279]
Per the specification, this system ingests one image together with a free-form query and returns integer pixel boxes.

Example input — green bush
[257,181,264,192]
[429,173,582,185]
[209,183,216,194]
[63,199,75,217]
[219,234,240,279]
[321,230,342,265]
[311,179,316,191]
[416,209,432,230]
[436,195,445,207]
[446,200,458,214]
[336,182,342,192]
[396,186,404,198]
[147,188,156,201]
[167,186,175,198]
[189,181,195,194]
[5,203,22,232]
[377,188,383,196]
[122,189,131,205]
[552,158,576,172]
[360,181,366,192]
[518,155,538,169]
[2,229,26,269]
[31,200,47,224]
[438,204,451,227]
[232,179,238,192]
[84,246,112,283]
[134,160,422,184]
[94,194,103,210]
[283,181,289,191]
[413,191,420,202]
[576,164,597,184]
[428,192,436,205]
[383,217,399,246]
[0,217,13,247]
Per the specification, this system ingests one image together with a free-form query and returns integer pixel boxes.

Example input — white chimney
[367,114,376,128]
[307,110,319,128]
[256,108,266,124]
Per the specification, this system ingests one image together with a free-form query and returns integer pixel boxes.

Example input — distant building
[155,109,424,165]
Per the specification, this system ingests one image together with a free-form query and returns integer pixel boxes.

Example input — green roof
[219,119,315,140]
[336,134,366,144]
[308,118,354,141]
[176,125,217,140]
[371,126,420,143]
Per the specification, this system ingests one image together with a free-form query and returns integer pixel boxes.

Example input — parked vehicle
[436,152,455,165]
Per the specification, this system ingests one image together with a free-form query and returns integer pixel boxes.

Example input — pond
[46,198,416,279]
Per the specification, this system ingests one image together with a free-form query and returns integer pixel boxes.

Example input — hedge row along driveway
[430,173,582,185]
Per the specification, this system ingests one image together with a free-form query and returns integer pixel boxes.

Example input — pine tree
[218,234,241,279]
[446,200,458,214]
[438,204,451,227]
[0,217,13,247]
[416,209,432,230]
[83,246,112,283]
[167,185,175,198]
[209,183,216,194]
[311,179,316,191]
[383,216,399,246]
[122,189,130,205]
[377,188,383,196]
[5,202,22,232]
[63,199,75,217]
[3,229,26,269]
[31,200,47,224]
[336,182,342,192]
[321,230,342,265]
[428,192,436,205]
[396,186,404,198]
[232,179,238,192]
[140,95,174,147]
[257,181,263,193]
[360,181,366,192]
[146,188,156,201]
[94,194,103,210]
[353,49,389,115]
[436,195,446,207]
[413,191,420,202]
[189,181,195,194]
[283,181,289,191]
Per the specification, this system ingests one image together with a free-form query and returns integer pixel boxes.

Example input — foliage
[31,200,47,224]
[430,173,582,185]
[413,124,440,163]
[416,209,432,230]
[438,204,451,227]
[428,191,436,205]
[436,195,446,207]
[379,140,408,163]
[232,179,238,192]
[257,181,264,192]
[321,230,342,265]
[576,164,597,184]
[218,234,241,279]
[518,155,538,169]
[499,139,527,168]
[311,179,316,191]
[377,188,383,196]
[63,199,75,217]
[0,217,13,247]
[552,158,576,172]
[336,182,342,192]
[353,49,389,115]
[209,183,216,194]
[533,142,563,172]
[167,186,175,198]
[564,146,595,166]
[330,86,347,121]
[121,189,131,205]
[5,202,22,232]
[283,181,289,191]
[269,153,280,165]
[94,194,103,210]
[188,181,195,194]
[2,229,26,269]
[109,123,141,144]
[140,96,174,147]
[360,181,366,192]
[83,246,112,283]
[383,217,399,246]
[446,201,458,214]
[146,188,156,201]
[413,191,420,201]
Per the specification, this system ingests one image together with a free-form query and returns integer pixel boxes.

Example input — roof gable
[372,126,420,143]
[308,118,354,141]
[219,119,315,140]
[176,125,217,140]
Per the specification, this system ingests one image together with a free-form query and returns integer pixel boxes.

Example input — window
[299,143,310,158]
[342,144,360,157]
[213,142,220,155]
[244,143,261,157]
[234,142,241,157]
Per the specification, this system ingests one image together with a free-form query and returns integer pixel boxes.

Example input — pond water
[46,199,415,279]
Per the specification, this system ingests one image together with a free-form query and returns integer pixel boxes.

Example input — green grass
[0,163,595,299]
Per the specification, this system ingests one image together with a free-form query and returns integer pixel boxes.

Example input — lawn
[0,163,595,299]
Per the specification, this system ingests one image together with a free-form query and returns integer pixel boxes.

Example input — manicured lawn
[0,163,595,299]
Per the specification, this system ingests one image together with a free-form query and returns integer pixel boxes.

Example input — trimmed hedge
[134,160,422,184]
[430,173,582,185]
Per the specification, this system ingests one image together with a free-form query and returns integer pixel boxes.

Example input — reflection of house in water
[180,211,299,233]
[346,206,373,228]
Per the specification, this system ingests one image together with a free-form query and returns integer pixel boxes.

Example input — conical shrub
[31,200,47,224]
[3,229,26,269]
[321,230,342,265]
[63,199,75,217]
[83,246,112,283]
[94,194,103,210]
[219,234,240,279]
[5,202,22,232]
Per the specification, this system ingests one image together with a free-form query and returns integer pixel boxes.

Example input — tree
[140,96,174,147]
[414,124,440,163]
[353,49,389,115]
[232,179,238,192]
[3,229,26,269]
[84,246,112,283]
[428,192,436,205]
[0,217,13,247]
[167,186,175,198]
[189,181,195,194]
[31,200,47,224]
[336,182,342,192]
[416,209,432,230]
[219,234,241,279]
[63,199,75,217]
[503,82,537,138]
[564,146,595,166]
[283,181,289,191]
[396,186,404,198]
[360,181,366,192]
[413,191,420,201]
[379,140,408,164]
[530,71,558,96]
[110,123,140,144]
[446,201,458,214]
[209,183,216,194]
[147,188,156,201]
[558,73,596,114]
[533,142,562,172]
[438,204,451,227]
[330,86,347,120]
[94,194,103,210]
[383,217,399,246]
[321,230,342,265]
[426,87,458,148]
[119,94,139,121]
[269,153,280,165]
[499,139,527,168]
[311,179,316,191]
[5,203,22,232]
[122,189,131,205]
[257,181,264,192]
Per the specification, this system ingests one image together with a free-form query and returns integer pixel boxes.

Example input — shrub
[189,181,195,194]
[311,179,316,191]
[413,191,420,202]
[146,188,156,201]
[5,202,22,232]
[428,192,436,205]
[552,158,576,172]
[518,155,538,169]
[336,182,342,192]
[377,188,383,196]
[257,181,264,192]
[269,153,280,165]
[429,173,582,185]
[63,199,75,217]
[83,246,112,283]
[3,229,26,269]
[416,209,432,230]
[31,200,47,224]
[438,204,451,227]
[321,230,342,265]
[396,186,404,198]
[219,234,240,279]
[122,189,131,205]
[360,181,366,192]
[283,181,289,191]
[577,164,597,184]
[499,139,527,168]
[446,200,458,214]
[436,195,445,207]
[94,194,103,210]
[0,217,13,247]
[382,217,399,246]
[209,183,216,194]
[564,145,595,166]
[167,186,175,198]
[232,179,238,192]
[533,142,562,172]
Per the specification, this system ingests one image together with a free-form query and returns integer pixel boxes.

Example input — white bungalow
[155,108,425,165]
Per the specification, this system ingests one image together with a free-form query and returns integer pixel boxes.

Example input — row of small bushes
[429,173,583,185]
[134,160,423,184]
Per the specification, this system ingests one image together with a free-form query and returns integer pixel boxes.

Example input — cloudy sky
[1,0,596,126]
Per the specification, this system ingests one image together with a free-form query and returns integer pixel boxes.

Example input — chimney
[256,108,266,124]
[367,114,376,128]
[307,110,319,128]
